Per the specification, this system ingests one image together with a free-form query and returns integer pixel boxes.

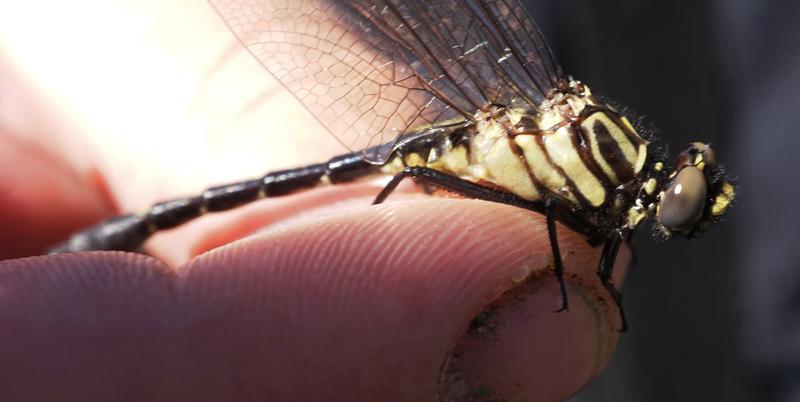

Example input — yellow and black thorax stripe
[382,84,649,214]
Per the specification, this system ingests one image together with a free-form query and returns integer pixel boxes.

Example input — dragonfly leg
[374,166,575,313]
[545,198,570,313]
[372,168,411,204]
[597,230,628,332]
[374,166,541,209]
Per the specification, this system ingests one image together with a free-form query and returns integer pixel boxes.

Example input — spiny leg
[373,167,412,204]
[379,166,629,328]
[374,166,572,313]
[598,230,628,332]
[545,198,569,313]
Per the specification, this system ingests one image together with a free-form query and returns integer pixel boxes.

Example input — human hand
[0,2,626,400]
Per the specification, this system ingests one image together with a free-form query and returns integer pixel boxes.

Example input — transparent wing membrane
[51,1,734,334]
[208,0,565,161]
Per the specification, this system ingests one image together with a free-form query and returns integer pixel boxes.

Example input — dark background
[520,1,800,401]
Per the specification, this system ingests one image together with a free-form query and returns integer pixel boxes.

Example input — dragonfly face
[655,142,735,238]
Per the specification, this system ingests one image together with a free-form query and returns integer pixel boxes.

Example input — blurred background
[1,0,798,400]
[523,0,799,401]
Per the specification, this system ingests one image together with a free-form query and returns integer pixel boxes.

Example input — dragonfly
[49,0,735,330]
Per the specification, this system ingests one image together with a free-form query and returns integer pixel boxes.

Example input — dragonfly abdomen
[49,151,382,253]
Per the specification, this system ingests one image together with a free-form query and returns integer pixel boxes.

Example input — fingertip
[0,198,623,400]
[0,252,180,401]
[439,270,619,401]
[183,198,620,399]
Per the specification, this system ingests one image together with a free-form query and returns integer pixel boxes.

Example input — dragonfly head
[655,142,735,238]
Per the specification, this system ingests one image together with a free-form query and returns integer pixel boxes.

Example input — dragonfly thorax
[473,83,650,209]
[381,81,654,221]
[378,79,735,244]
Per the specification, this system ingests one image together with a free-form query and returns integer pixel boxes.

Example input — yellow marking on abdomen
[380,156,407,175]
[427,145,471,177]
[404,152,427,167]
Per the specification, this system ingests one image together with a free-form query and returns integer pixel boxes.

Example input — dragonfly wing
[208,0,566,162]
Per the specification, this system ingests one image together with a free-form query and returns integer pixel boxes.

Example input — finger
[0,2,343,260]
[143,181,394,267]
[0,252,178,401]
[0,123,114,259]
[0,198,624,401]
[0,52,116,258]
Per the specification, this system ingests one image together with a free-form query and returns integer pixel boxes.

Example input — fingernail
[438,270,619,401]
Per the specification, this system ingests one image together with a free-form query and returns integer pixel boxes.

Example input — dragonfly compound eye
[657,165,707,232]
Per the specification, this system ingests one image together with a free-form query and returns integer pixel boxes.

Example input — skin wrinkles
[0,3,628,397]
[0,198,624,401]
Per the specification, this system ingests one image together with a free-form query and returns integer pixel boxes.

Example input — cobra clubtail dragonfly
[49,0,735,330]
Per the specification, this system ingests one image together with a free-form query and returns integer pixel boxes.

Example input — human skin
[0,90,628,402]
[0,2,627,399]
